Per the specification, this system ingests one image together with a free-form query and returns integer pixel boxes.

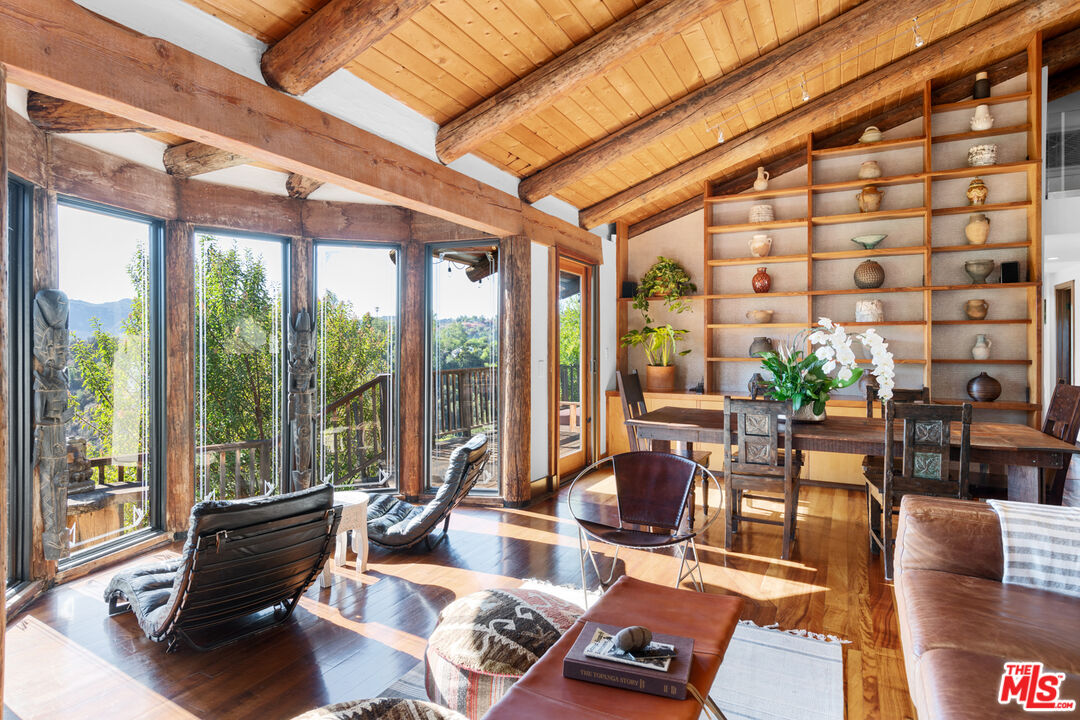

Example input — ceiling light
[911,17,925,48]
[801,82,810,103]
[1048,257,1060,261]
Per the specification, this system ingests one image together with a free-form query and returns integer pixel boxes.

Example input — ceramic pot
[964,299,989,320]
[859,126,883,143]
[645,364,676,392]
[745,309,774,323]
[851,234,887,250]
[749,336,774,358]
[964,259,995,284]
[973,71,990,100]
[748,234,773,258]
[753,166,770,191]
[967,371,1001,402]
[856,185,885,213]
[968,143,998,167]
[854,259,885,289]
[967,178,989,206]
[971,333,992,360]
[858,161,882,179]
[855,299,885,323]
[965,214,990,245]
[752,267,771,294]
[749,204,774,223]
[970,104,995,131]
[793,403,826,422]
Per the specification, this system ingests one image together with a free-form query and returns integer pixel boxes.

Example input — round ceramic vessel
[856,186,885,213]
[965,299,989,320]
[967,178,989,206]
[964,259,995,284]
[858,161,882,179]
[748,234,772,258]
[745,309,774,323]
[855,299,884,323]
[749,204,774,223]
[859,126,883,143]
[967,144,998,167]
[967,372,1001,402]
[752,267,771,294]
[748,336,774,357]
[851,234,887,250]
[965,214,990,245]
[854,260,885,289]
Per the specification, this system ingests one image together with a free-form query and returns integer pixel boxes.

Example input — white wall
[598,231,617,454]
[530,243,549,482]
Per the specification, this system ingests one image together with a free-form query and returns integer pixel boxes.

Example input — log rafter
[27,91,154,133]
[163,141,250,177]
[286,173,324,199]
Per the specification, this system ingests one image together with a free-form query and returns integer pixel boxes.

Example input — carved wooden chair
[722,397,801,560]
[866,401,972,579]
[861,385,931,479]
[1040,380,1080,505]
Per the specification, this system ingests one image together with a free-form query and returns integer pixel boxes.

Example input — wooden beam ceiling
[580,0,1080,229]
[26,91,154,133]
[517,0,942,204]
[163,141,250,177]
[260,0,433,96]
[433,0,726,164]
[285,173,324,199]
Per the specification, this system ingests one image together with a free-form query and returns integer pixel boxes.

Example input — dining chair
[865,384,930,419]
[722,397,801,560]
[1040,380,1080,505]
[866,401,972,579]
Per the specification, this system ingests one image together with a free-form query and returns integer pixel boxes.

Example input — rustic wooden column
[499,235,530,506]
[287,236,313,493]
[399,240,425,501]
[164,220,194,535]
[0,64,9,707]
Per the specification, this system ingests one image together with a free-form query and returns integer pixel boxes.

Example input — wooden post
[0,64,9,707]
[500,235,530,506]
[164,220,194,534]
[399,240,425,501]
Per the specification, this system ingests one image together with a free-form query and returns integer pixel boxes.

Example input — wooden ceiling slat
[660,35,704,95]
[349,52,464,121]
[435,0,538,79]
[388,21,504,99]
[375,34,487,108]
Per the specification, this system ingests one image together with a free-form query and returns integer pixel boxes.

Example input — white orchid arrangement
[756,318,895,415]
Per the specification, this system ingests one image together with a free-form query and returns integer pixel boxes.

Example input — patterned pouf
[291,698,466,720]
[424,587,582,718]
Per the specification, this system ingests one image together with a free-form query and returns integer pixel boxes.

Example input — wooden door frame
[1055,280,1074,385]
[551,255,593,484]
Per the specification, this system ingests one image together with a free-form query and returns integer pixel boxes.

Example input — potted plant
[619,324,690,392]
[756,318,895,420]
[633,256,697,322]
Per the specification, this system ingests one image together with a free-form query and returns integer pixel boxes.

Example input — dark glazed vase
[752,267,771,294]
[967,372,1002,402]
[973,72,991,99]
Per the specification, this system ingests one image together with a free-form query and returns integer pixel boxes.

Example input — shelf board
[707,322,808,329]
[617,294,704,303]
[930,123,1032,145]
[934,398,1039,412]
[808,286,927,296]
[930,91,1030,114]
[929,161,1037,180]
[706,291,809,300]
[931,358,1032,365]
[931,318,1031,325]
[707,254,807,267]
[811,173,926,192]
[706,218,808,234]
[931,241,1031,254]
[931,201,1031,216]
[707,357,925,364]
[930,282,1038,291]
[812,246,927,261]
[811,136,926,158]
[812,208,926,225]
[705,186,808,204]
[844,320,927,326]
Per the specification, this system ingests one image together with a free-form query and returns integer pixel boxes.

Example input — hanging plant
[633,256,696,322]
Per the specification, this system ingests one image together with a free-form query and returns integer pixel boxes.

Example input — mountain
[67,298,133,338]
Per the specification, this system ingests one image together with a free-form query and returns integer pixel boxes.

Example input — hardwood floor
[3,485,915,720]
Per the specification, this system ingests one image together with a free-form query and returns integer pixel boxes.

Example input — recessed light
[1048,256,1060,260]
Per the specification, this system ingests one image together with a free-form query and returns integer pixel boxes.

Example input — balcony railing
[434,366,496,438]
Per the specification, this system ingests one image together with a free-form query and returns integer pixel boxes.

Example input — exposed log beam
[260,0,432,96]
[1050,64,1080,101]
[285,173,324,199]
[163,141,250,177]
[434,0,724,164]
[518,0,941,203]
[1043,26,1080,75]
[27,91,154,133]
[580,0,1078,228]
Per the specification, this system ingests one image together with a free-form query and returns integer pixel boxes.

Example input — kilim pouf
[424,587,582,719]
[290,697,466,720]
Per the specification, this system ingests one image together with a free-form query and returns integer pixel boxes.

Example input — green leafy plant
[633,256,696,322]
[619,324,690,367]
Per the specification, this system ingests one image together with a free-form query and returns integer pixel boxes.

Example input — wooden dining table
[625,407,1080,504]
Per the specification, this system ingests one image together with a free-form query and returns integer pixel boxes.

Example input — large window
[315,243,400,490]
[194,231,287,501]
[7,179,32,586]
[58,200,162,557]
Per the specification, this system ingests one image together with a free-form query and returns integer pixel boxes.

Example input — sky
[57,204,151,304]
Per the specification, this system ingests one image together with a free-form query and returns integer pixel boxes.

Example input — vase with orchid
[755,318,895,420]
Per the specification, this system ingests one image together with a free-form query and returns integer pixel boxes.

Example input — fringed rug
[381,580,845,720]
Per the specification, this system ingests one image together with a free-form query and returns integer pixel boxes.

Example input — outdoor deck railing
[434,366,496,438]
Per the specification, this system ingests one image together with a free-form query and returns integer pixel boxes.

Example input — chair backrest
[434,433,490,514]
[616,370,648,451]
[866,384,929,418]
[884,401,971,498]
[723,397,793,478]
[1042,381,1080,505]
[611,451,697,531]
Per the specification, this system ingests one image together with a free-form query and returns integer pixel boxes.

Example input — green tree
[558,295,581,368]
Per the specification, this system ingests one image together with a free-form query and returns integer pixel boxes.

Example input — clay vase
[967,372,1002,402]
[970,104,994,131]
[967,178,989,206]
[965,299,989,320]
[645,364,676,393]
[748,234,773,258]
[858,160,882,179]
[859,126,883,143]
[854,260,885,289]
[973,71,990,100]
[752,267,772,294]
[749,336,775,358]
[856,185,885,213]
[753,166,770,191]
[965,214,990,245]
[971,334,992,360]
[964,259,995,284]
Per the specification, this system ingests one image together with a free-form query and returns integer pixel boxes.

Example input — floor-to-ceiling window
[57,199,162,558]
[7,179,32,586]
[194,231,287,500]
[315,242,400,491]
[557,260,591,476]
[427,243,500,494]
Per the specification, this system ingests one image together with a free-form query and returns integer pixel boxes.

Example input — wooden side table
[321,490,369,586]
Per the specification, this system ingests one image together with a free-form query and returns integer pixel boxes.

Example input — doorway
[1056,281,1073,385]
[557,259,592,477]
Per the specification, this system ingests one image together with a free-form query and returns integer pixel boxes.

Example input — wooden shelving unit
[700,58,1043,423]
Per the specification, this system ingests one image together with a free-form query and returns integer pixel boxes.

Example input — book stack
[563,622,695,699]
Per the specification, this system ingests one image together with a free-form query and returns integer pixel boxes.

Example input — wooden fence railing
[322,373,390,486]
[434,366,496,438]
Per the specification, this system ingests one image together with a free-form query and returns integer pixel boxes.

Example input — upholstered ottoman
[291,698,465,720]
[424,588,582,719]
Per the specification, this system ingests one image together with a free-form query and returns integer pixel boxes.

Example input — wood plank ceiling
[179,0,1028,228]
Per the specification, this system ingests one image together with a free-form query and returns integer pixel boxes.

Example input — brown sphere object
[967,372,1002,402]
[854,260,885,289]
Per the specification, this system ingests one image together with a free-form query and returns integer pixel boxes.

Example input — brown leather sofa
[894,496,1080,719]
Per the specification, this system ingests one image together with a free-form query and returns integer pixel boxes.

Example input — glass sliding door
[427,243,499,494]
[315,242,399,491]
[194,231,286,501]
[58,200,161,557]
[557,261,590,475]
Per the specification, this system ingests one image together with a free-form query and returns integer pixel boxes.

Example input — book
[583,629,677,672]
[563,621,695,700]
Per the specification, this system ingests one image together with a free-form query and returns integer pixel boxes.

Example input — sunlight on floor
[297,597,428,659]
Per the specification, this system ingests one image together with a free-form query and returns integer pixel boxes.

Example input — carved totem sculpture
[33,290,73,561]
[288,310,316,491]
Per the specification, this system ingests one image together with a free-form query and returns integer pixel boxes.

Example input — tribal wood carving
[288,310,316,491]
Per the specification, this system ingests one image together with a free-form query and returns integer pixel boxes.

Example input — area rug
[380,581,845,720]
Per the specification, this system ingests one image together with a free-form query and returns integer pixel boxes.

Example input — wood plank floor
[3,485,915,720]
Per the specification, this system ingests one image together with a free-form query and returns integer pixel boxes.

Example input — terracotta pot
[967,372,1001,402]
[967,178,989,206]
[856,185,885,213]
[965,214,990,245]
[965,299,989,320]
[854,260,885,289]
[752,267,772,293]
[645,364,676,392]
[748,336,774,358]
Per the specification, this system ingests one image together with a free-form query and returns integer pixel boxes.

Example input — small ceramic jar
[748,234,772,257]
[753,166,770,191]
[749,204,774,223]
[971,334,992,360]
[856,185,885,213]
[855,299,884,323]
[858,161,882,179]
[854,260,885,289]
[970,104,994,131]
[973,71,990,100]
[752,267,771,294]
[968,143,998,167]
[965,299,989,320]
[859,126,883,143]
[966,177,989,206]
[965,214,990,245]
